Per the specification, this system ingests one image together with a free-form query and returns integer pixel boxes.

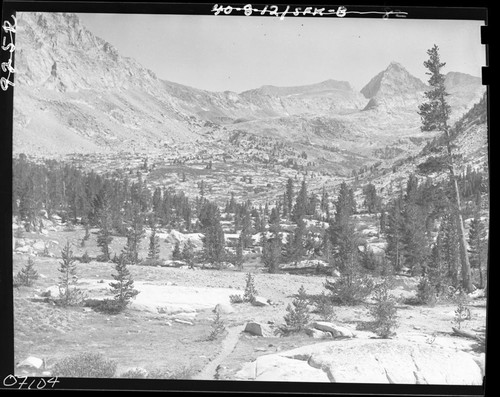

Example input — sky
[78,13,486,93]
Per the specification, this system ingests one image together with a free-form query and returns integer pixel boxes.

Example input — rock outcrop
[235,339,483,384]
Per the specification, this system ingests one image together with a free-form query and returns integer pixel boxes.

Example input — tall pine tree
[121,204,145,265]
[96,191,113,262]
[418,44,473,292]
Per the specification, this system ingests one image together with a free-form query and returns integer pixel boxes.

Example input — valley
[9,11,489,387]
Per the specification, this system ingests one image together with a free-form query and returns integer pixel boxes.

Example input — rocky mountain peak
[359,62,427,111]
[361,62,427,100]
[15,12,160,93]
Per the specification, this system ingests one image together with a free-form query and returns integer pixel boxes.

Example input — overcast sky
[79,13,486,93]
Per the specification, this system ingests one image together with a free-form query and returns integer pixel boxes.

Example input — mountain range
[13,12,486,174]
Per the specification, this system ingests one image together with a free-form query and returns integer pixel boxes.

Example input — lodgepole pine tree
[172,241,182,261]
[109,254,139,309]
[57,241,79,306]
[15,257,39,287]
[468,211,487,289]
[96,192,113,262]
[147,222,161,261]
[418,44,473,292]
[121,204,145,265]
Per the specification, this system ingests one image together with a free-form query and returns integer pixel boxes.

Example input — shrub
[416,277,437,306]
[324,274,375,306]
[313,292,336,322]
[80,251,92,263]
[453,292,471,329]
[14,226,25,239]
[147,366,193,379]
[229,294,244,304]
[51,352,117,378]
[119,368,148,379]
[15,257,39,287]
[141,258,164,267]
[85,298,125,315]
[369,279,398,338]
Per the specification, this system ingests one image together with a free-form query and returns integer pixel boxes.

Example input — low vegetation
[51,352,117,378]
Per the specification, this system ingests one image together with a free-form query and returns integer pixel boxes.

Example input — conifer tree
[320,186,330,218]
[243,272,258,302]
[428,231,447,294]
[418,44,473,292]
[385,198,405,272]
[269,207,281,232]
[182,239,196,269]
[203,222,225,267]
[363,183,380,214]
[402,202,428,276]
[285,178,294,219]
[147,222,161,261]
[468,211,487,289]
[292,179,308,223]
[58,241,80,306]
[15,257,39,287]
[379,210,387,235]
[282,285,310,334]
[240,211,253,248]
[152,187,162,215]
[441,212,461,286]
[109,254,139,309]
[285,219,306,263]
[234,236,244,270]
[328,182,359,275]
[96,192,113,262]
[334,182,355,221]
[172,241,182,261]
[122,204,145,265]
[262,232,282,273]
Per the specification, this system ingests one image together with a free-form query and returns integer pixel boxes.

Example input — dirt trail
[193,324,246,380]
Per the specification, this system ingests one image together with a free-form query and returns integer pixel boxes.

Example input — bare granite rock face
[235,339,483,384]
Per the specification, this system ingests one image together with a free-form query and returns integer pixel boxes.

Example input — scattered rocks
[309,321,355,338]
[17,356,44,370]
[305,327,333,339]
[32,241,46,251]
[174,318,194,326]
[15,245,31,253]
[213,303,235,314]
[244,322,274,337]
[251,296,269,307]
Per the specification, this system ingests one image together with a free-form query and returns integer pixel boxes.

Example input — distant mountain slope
[240,80,368,116]
[13,11,486,172]
[444,72,485,123]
